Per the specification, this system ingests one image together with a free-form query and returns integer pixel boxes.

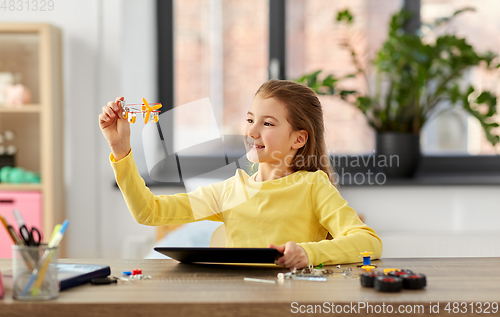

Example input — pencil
[0,215,17,243]
[1,215,35,271]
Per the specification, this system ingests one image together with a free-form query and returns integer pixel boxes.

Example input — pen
[22,219,69,296]
[31,224,61,296]
[12,209,26,228]
[12,209,28,244]
[31,225,62,295]
[1,215,35,270]
[49,224,61,242]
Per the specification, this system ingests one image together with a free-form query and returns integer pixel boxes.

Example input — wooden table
[0,257,499,316]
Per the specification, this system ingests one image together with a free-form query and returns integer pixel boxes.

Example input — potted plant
[296,8,499,177]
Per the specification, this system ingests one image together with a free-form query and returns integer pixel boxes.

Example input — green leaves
[433,7,475,27]
[295,70,337,95]
[293,8,500,146]
[336,10,353,24]
[463,88,499,145]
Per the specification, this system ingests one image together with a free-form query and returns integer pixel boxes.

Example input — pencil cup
[12,244,59,300]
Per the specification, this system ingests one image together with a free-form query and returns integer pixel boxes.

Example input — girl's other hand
[99,96,131,160]
[269,241,309,269]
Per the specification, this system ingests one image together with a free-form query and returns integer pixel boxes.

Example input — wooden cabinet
[0,23,64,256]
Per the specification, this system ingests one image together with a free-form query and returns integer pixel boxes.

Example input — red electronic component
[361,268,427,292]
[132,269,142,275]
[402,274,427,289]
[360,272,382,288]
[388,269,413,277]
[374,276,403,292]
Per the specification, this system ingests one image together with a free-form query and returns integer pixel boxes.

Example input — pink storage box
[0,191,42,258]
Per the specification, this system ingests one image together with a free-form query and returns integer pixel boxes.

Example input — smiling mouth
[249,144,265,149]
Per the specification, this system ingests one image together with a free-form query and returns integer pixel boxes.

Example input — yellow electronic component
[361,265,376,272]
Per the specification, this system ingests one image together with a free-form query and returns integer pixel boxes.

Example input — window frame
[148,0,500,188]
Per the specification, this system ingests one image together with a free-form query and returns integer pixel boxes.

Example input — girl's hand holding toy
[98,96,131,161]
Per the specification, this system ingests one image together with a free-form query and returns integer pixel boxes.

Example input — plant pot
[375,132,421,178]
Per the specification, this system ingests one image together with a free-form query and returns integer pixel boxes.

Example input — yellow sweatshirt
[111,151,382,265]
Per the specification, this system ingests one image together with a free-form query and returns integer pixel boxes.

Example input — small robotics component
[361,265,376,272]
[401,273,427,289]
[361,251,373,266]
[361,269,426,292]
[121,98,162,124]
[120,268,151,281]
[383,268,400,274]
[374,276,403,292]
[387,269,414,277]
[277,263,336,282]
[342,267,353,277]
[358,251,377,270]
[360,272,382,287]
[132,269,142,275]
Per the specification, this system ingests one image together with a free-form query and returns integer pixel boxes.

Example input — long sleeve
[110,151,223,226]
[297,171,383,265]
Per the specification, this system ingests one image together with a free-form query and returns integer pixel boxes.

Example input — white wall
[2,1,499,260]
[97,0,160,259]
[340,186,500,258]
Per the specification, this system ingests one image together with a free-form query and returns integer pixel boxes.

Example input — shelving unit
[0,23,65,256]
[0,183,43,191]
[0,104,41,113]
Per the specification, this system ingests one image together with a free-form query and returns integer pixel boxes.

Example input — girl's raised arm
[110,151,224,226]
[100,97,224,226]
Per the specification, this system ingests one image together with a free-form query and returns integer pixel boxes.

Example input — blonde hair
[248,79,336,186]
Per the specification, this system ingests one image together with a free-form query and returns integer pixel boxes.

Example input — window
[173,0,269,156]
[286,0,401,155]
[154,0,500,186]
[286,0,500,156]
[420,0,500,155]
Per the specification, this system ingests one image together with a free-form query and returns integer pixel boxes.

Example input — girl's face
[244,94,304,166]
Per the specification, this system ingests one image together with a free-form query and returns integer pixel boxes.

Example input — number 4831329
[444,302,498,314]
[1,0,55,11]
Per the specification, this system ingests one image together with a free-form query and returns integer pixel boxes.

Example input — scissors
[19,225,42,246]
[12,209,43,246]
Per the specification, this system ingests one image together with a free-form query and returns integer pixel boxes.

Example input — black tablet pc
[58,263,111,291]
[154,247,284,264]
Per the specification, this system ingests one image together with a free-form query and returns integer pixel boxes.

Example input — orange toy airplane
[122,98,162,124]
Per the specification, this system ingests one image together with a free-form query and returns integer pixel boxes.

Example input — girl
[99,80,382,269]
